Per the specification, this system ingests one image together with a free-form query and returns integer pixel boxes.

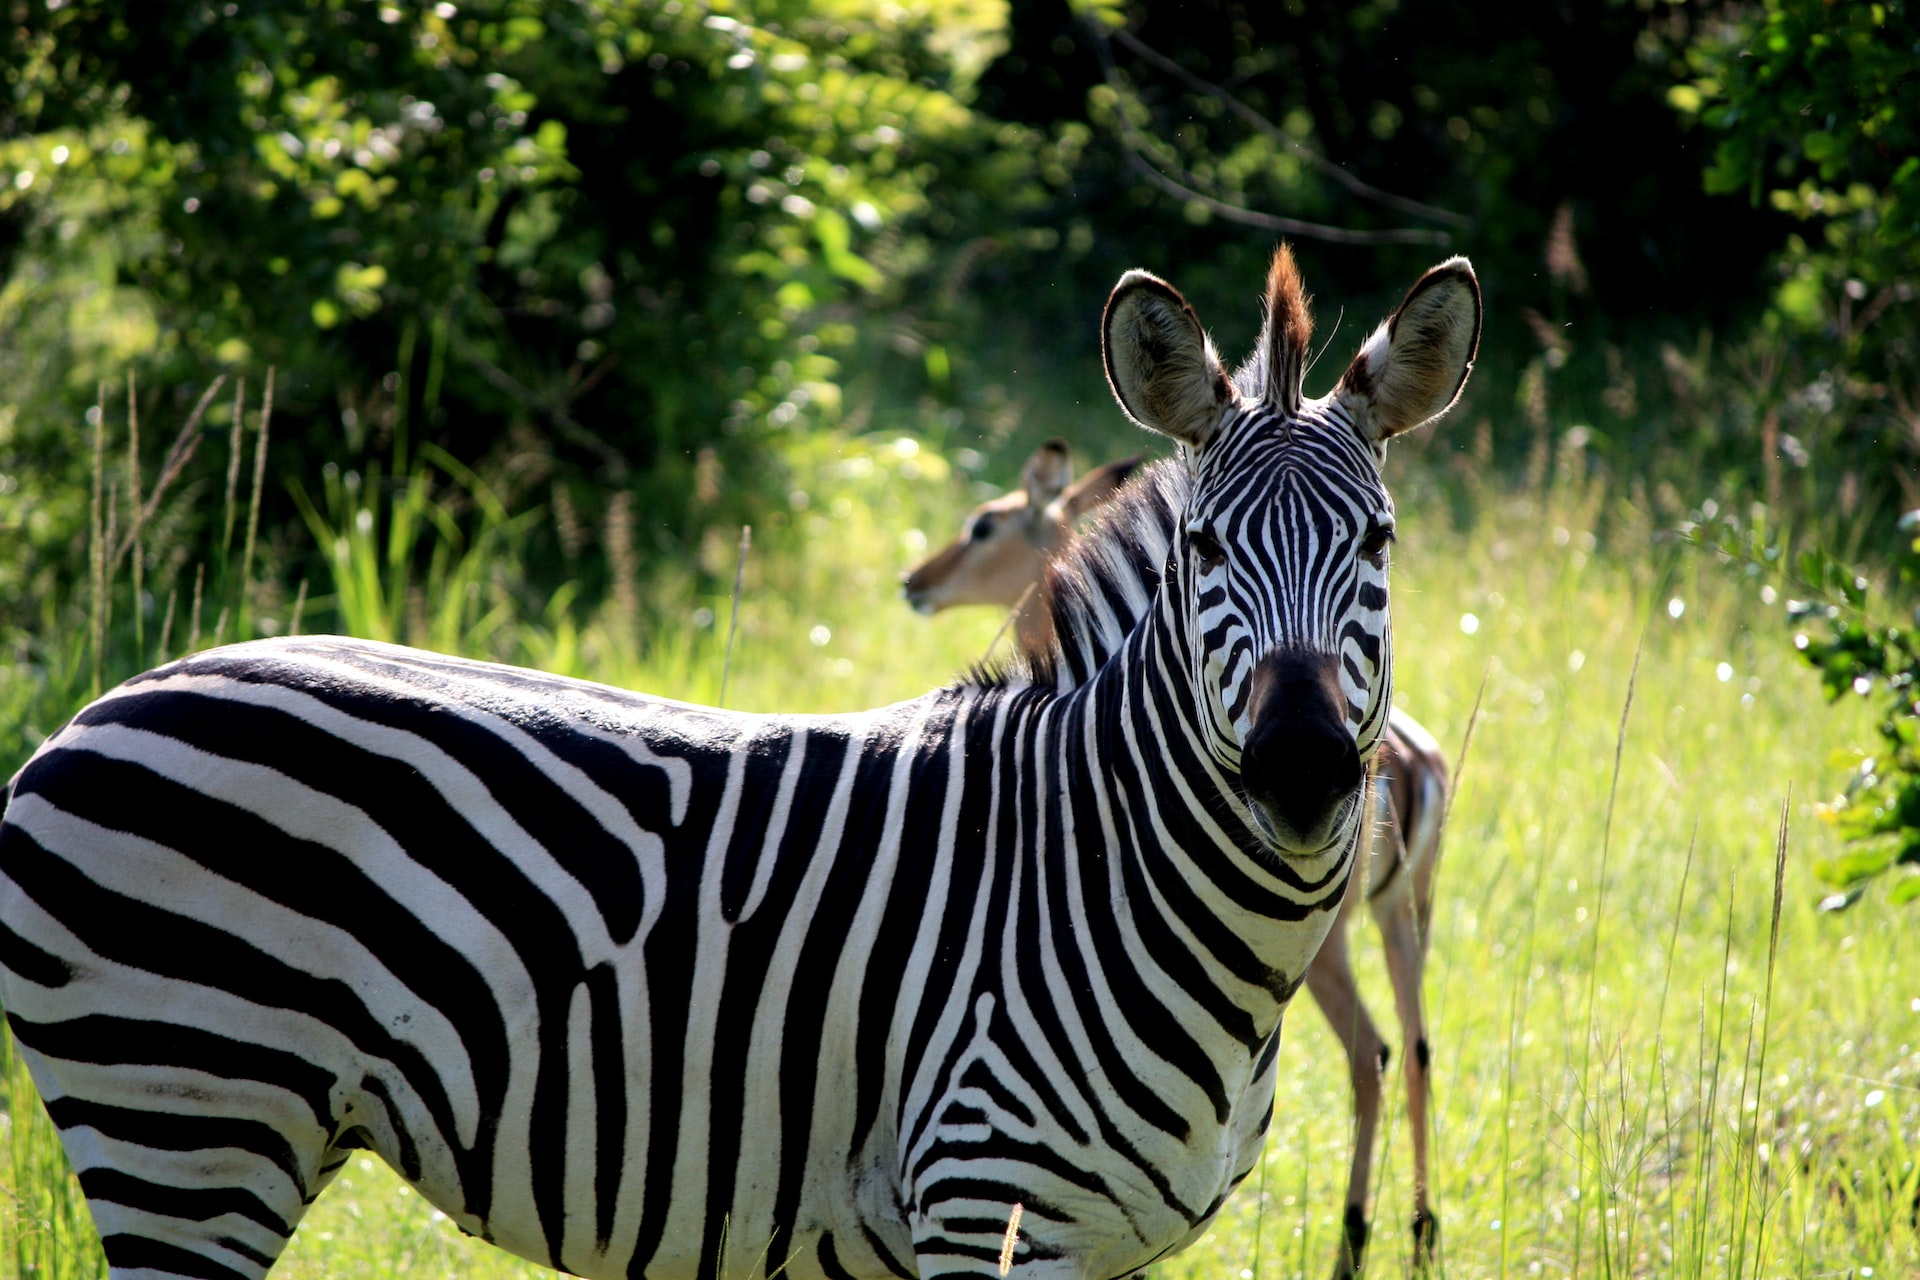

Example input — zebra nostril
[1243,717,1362,837]
[1239,649,1365,845]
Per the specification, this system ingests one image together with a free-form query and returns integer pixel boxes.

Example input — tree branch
[1118,148,1452,246]
[1090,21,1469,241]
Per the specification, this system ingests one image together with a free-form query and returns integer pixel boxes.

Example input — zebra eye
[969,515,995,542]
[1188,528,1227,570]
[1360,520,1395,559]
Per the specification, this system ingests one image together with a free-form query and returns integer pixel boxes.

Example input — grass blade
[719,525,752,709]
[88,386,106,700]
[127,373,144,663]
[238,367,275,633]
[221,375,245,561]
[1572,623,1644,1276]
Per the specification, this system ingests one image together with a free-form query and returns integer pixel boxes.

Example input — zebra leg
[5,1033,329,1280]
[0,867,342,1280]
[1303,921,1387,1280]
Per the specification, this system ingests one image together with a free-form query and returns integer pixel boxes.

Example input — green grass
[2,429,1915,1279]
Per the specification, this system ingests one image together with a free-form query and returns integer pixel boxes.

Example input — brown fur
[900,442,1142,650]
[1264,244,1314,412]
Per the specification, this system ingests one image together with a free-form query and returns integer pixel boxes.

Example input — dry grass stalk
[127,373,144,660]
[157,587,178,663]
[188,563,205,654]
[113,373,226,565]
[605,490,640,644]
[998,1202,1023,1276]
[719,524,751,708]
[982,580,1038,667]
[102,481,117,645]
[222,375,245,558]
[238,368,275,618]
[89,386,106,698]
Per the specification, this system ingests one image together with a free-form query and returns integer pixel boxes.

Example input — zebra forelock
[1229,246,1313,417]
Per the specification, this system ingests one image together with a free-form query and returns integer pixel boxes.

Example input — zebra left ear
[1103,270,1236,451]
[1337,257,1482,444]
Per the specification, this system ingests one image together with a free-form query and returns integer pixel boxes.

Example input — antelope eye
[1360,520,1395,559]
[1188,528,1227,569]
[969,515,994,542]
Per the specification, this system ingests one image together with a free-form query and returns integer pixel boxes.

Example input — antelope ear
[1022,439,1074,512]
[1058,455,1142,522]
[1103,270,1236,450]
[1337,257,1482,443]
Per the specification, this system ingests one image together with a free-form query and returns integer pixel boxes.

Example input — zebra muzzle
[1238,649,1365,851]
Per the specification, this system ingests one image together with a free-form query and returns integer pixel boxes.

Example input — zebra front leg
[1303,922,1388,1280]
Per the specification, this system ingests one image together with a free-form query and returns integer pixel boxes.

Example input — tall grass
[1,405,1913,1278]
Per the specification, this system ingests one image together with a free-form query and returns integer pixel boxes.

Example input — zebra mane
[969,457,1189,693]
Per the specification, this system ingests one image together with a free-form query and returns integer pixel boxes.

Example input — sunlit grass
[2,430,1915,1278]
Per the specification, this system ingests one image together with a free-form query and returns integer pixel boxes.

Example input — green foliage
[1667,2,1920,889]
[1685,503,1920,907]
[1784,515,1920,907]
[0,0,1058,640]
[1670,0,1920,505]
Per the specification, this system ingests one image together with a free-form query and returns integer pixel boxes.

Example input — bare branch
[1121,148,1453,247]
[450,327,630,479]
[1087,21,1466,245]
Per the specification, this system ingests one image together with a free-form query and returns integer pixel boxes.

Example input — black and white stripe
[0,251,1478,1280]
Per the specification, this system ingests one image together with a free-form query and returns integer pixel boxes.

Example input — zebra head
[1103,246,1480,855]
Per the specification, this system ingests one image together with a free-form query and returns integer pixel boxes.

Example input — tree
[1670,0,1920,504]
[0,0,1050,619]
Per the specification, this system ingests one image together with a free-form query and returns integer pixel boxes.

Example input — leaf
[1818,845,1896,885]
[1801,130,1841,163]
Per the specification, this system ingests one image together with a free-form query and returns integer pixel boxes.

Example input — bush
[1787,515,1920,907]
[1669,0,1920,510]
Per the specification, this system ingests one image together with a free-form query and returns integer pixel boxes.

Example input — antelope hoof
[1412,1207,1438,1270]
[1330,1203,1368,1280]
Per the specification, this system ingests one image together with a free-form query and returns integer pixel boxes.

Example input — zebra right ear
[1103,270,1236,451]
[1337,257,1482,443]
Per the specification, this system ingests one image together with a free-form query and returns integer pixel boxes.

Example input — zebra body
[0,248,1479,1280]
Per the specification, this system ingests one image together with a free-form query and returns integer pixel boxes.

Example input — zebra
[902,444,1453,1279]
[0,245,1479,1280]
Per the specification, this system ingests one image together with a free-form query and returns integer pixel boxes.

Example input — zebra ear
[1103,270,1236,451]
[1337,257,1482,443]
